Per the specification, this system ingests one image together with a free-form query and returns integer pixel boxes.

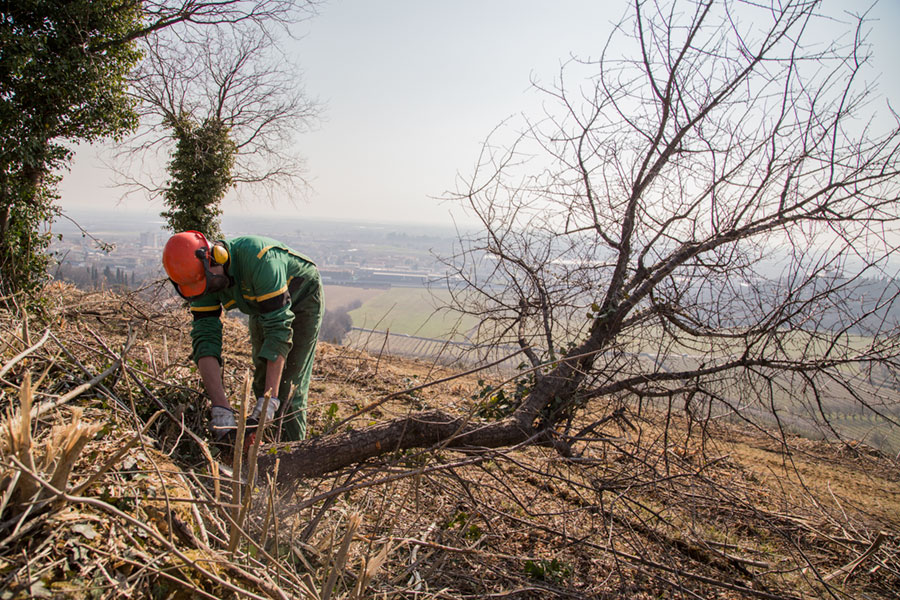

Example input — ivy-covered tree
[126,25,317,236]
[0,1,313,299]
[160,115,237,239]
[0,0,142,298]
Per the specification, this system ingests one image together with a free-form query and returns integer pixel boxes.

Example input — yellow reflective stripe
[242,284,288,303]
[190,305,221,312]
[256,245,276,259]
[223,300,236,309]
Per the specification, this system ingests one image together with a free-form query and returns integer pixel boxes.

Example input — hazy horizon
[53,205,470,241]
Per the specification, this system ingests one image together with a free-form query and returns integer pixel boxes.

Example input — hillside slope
[0,284,897,599]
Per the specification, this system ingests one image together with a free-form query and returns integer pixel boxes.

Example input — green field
[344,286,478,340]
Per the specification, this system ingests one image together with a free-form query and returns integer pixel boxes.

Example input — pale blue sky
[59,0,900,225]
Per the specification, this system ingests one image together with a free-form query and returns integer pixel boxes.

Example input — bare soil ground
[0,283,897,599]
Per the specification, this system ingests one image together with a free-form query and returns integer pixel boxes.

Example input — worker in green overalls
[162,230,323,443]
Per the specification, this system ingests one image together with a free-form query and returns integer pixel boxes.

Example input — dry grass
[0,282,897,599]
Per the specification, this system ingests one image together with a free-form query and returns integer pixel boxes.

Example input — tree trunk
[0,203,9,247]
[259,409,534,482]
[259,329,609,482]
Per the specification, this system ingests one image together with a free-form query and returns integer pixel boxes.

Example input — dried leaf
[72,523,98,540]
[29,580,51,599]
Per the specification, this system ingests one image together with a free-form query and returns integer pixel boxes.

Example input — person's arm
[198,355,229,409]
[251,247,296,365]
[246,243,294,410]
[263,354,286,399]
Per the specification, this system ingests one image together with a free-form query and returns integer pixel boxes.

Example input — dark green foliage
[0,175,59,300]
[160,115,236,240]
[319,301,361,343]
[473,368,534,420]
[0,0,142,298]
[445,510,484,541]
[523,558,573,583]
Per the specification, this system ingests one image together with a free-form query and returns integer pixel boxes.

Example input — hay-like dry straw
[0,283,896,599]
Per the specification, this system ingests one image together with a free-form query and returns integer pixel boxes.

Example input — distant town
[50,208,462,292]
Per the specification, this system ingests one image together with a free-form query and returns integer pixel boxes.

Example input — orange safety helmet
[162,231,224,299]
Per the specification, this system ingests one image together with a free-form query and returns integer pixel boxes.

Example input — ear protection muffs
[211,243,229,265]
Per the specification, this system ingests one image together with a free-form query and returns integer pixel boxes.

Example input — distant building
[320,268,357,284]
[140,231,160,248]
[319,267,432,287]
[368,270,429,287]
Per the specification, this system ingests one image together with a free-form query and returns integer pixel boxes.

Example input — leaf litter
[0,282,897,599]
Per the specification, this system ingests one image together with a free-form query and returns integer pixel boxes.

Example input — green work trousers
[249,283,323,441]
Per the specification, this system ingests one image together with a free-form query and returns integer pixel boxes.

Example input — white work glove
[210,405,236,439]
[250,397,280,425]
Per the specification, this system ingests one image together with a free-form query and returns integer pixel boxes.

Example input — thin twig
[0,328,50,379]
[328,346,528,433]
[823,532,887,583]
[32,358,124,418]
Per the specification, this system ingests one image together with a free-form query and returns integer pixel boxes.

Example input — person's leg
[278,283,323,441]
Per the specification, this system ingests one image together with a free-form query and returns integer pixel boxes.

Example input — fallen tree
[261,0,900,483]
[2,284,898,598]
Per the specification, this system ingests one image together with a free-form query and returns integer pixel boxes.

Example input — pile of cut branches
[0,284,392,599]
[1,283,898,599]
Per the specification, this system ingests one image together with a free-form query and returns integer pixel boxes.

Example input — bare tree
[253,7,900,593]
[0,0,316,298]
[93,0,319,50]
[427,0,900,454]
[263,0,900,478]
[118,17,318,222]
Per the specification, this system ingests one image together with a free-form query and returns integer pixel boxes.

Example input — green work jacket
[188,235,319,365]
